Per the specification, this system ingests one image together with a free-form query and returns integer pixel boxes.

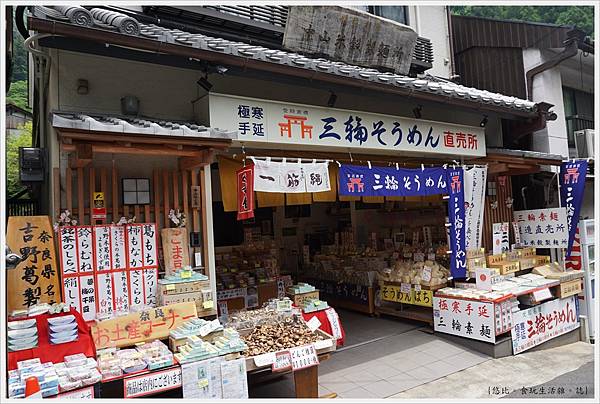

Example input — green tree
[7,80,29,111]
[11,23,29,82]
[6,121,33,197]
[451,6,594,38]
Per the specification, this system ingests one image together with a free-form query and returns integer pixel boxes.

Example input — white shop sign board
[123,367,182,398]
[433,297,496,343]
[514,208,569,248]
[208,93,486,157]
[511,296,580,355]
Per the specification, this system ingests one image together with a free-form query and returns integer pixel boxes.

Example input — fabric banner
[253,158,282,192]
[463,165,487,250]
[305,162,331,192]
[447,168,467,278]
[513,208,569,248]
[237,165,255,221]
[560,160,588,258]
[338,164,448,197]
[280,161,307,193]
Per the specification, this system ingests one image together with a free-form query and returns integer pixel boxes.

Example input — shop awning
[29,6,547,119]
[52,112,232,168]
[472,148,563,176]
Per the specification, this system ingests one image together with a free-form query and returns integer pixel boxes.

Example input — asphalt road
[503,360,595,399]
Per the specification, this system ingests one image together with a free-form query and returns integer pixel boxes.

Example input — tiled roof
[33,6,540,114]
[51,112,236,139]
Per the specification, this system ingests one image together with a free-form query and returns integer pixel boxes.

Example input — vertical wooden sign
[7,216,61,312]
[161,227,190,277]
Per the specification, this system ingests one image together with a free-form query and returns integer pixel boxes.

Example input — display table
[301,307,345,347]
[8,308,96,370]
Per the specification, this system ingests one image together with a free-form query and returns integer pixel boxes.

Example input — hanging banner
[447,168,467,278]
[560,160,588,258]
[492,223,509,255]
[304,162,331,193]
[237,165,255,220]
[209,93,486,157]
[463,166,487,250]
[253,159,282,192]
[339,164,448,197]
[514,208,569,248]
[280,161,307,193]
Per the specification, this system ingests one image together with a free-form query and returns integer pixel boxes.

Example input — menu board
[59,223,158,321]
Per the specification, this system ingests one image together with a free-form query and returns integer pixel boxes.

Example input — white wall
[522,48,569,158]
[407,6,453,79]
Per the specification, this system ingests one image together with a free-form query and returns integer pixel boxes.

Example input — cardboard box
[158,287,215,318]
[533,255,550,266]
[286,290,320,307]
[533,263,584,282]
[487,253,520,275]
[556,279,583,298]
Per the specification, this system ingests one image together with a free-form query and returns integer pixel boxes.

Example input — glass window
[368,6,409,25]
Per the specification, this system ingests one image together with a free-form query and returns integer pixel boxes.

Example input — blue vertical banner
[560,160,588,258]
[446,168,467,278]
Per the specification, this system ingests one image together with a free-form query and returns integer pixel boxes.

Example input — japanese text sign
[447,168,467,278]
[381,284,433,307]
[7,216,61,312]
[289,344,320,371]
[92,192,106,220]
[492,223,509,255]
[209,93,486,157]
[237,165,255,220]
[252,158,331,193]
[433,296,496,343]
[124,366,182,398]
[511,296,579,354]
[514,208,569,249]
[161,227,190,277]
[559,160,588,258]
[463,166,487,250]
[272,351,292,372]
[59,223,158,321]
[90,301,197,349]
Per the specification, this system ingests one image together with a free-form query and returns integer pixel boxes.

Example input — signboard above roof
[208,93,486,158]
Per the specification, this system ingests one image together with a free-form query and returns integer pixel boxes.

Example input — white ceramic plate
[7,319,37,330]
[47,315,76,326]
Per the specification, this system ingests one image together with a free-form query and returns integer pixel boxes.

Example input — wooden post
[65,168,72,213]
[101,168,107,224]
[200,167,209,273]
[77,167,84,224]
[182,170,189,229]
[112,166,119,222]
[293,365,319,398]
[163,170,170,227]
[153,169,160,227]
[89,167,96,225]
[53,167,60,220]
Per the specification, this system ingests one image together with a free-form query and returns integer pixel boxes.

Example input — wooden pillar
[293,365,319,398]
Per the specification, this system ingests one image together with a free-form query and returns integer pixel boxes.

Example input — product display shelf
[299,277,376,315]
[96,363,182,398]
[375,281,447,325]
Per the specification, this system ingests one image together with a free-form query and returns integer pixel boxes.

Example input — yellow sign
[92,192,106,219]
[93,192,105,204]
[90,301,197,349]
[6,216,61,312]
[381,284,433,307]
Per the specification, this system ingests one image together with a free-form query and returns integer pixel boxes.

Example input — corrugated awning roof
[30,6,544,117]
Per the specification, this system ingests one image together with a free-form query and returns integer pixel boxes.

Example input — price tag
[203,300,214,309]
[428,253,436,261]
[533,288,553,302]
[198,379,209,389]
[289,344,319,371]
[314,339,334,350]
[272,351,292,372]
[166,284,175,291]
[414,253,425,262]
[414,284,421,292]
[199,323,212,337]
[422,266,432,283]
[276,299,292,312]
[306,316,321,332]
[181,270,192,279]
[254,352,276,367]
[400,283,411,293]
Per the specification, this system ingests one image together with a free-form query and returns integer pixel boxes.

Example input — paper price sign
[414,253,425,262]
[428,253,436,261]
[276,299,292,312]
[272,351,292,372]
[532,288,553,302]
[400,283,411,293]
[306,316,322,332]
[422,266,432,283]
[289,344,320,371]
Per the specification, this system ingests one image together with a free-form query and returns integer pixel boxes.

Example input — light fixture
[327,91,337,108]
[215,65,228,75]
[197,73,213,92]
[480,115,488,128]
[412,105,422,119]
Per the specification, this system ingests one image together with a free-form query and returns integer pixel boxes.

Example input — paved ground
[391,341,594,399]
[249,309,596,399]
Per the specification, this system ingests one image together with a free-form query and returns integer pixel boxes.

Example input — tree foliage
[451,6,594,38]
[7,80,30,111]
[11,23,29,82]
[6,122,33,197]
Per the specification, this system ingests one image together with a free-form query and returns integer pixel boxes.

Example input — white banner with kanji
[433,296,496,343]
[514,208,569,248]
[511,296,579,355]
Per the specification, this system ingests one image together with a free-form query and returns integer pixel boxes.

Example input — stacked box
[487,253,520,275]
[158,280,214,316]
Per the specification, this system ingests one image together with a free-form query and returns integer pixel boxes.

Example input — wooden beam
[68,143,93,168]
[62,142,206,157]
[178,149,215,171]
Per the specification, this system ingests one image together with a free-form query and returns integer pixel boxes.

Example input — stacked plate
[48,315,79,344]
[8,319,38,352]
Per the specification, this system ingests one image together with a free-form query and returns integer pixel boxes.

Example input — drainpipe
[525,31,580,100]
